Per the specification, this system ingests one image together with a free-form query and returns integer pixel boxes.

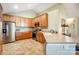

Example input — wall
[39,4,64,34]
[62,4,79,18]
[47,9,60,32]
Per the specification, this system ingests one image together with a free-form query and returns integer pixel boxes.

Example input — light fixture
[14,5,19,9]
[27,4,31,8]
[66,18,74,24]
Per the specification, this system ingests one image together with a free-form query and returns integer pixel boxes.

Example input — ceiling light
[14,5,19,9]
[27,4,31,7]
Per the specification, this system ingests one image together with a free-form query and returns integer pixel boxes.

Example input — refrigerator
[2,21,16,44]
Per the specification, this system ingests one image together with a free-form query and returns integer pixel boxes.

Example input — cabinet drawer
[46,44,64,51]
[63,44,76,51]
[46,43,76,55]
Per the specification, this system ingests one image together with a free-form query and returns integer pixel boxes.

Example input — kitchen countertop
[43,32,79,43]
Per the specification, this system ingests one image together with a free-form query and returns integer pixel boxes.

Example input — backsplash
[16,27,32,32]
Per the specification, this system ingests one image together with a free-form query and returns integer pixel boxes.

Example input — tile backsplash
[16,27,32,32]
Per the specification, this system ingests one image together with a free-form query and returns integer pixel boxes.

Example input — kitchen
[0,3,79,55]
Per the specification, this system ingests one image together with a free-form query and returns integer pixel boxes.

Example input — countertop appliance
[2,21,16,44]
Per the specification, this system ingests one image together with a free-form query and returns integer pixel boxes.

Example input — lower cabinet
[46,43,76,55]
[16,31,32,41]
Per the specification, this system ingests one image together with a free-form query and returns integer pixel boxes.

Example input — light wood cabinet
[3,14,33,27]
[40,13,48,27]
[16,32,23,41]
[9,16,15,22]
[16,31,32,41]
[21,18,33,27]
[36,32,46,44]
[3,14,15,21]
[15,17,21,27]
[27,18,33,27]
[3,14,8,21]
[23,18,29,27]
[3,13,48,27]
[33,13,48,28]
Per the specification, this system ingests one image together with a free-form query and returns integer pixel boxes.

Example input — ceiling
[1,3,56,14]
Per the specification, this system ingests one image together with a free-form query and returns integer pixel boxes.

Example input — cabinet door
[40,13,48,27]
[23,18,33,27]
[15,17,21,27]
[27,18,33,27]
[16,32,22,41]
[33,17,40,27]
[20,17,25,27]
[24,18,29,27]
[9,16,16,22]
[3,15,10,21]
[3,15,7,21]
[32,18,36,27]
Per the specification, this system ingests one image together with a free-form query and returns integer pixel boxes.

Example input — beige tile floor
[2,39,44,55]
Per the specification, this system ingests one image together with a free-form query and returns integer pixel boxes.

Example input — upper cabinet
[21,17,33,27]
[3,14,15,21]
[40,13,48,27]
[3,14,9,21]
[9,16,16,22]
[2,13,48,28]
[15,17,21,27]
[33,13,48,28]
[3,14,33,27]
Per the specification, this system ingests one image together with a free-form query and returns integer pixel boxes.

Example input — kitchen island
[43,32,78,55]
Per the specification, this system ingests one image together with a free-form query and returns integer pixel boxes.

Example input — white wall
[47,9,60,32]
[63,4,79,18]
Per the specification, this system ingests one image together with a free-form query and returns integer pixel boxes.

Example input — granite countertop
[43,32,79,43]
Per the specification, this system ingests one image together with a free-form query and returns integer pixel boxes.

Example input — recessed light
[27,4,31,7]
[14,5,19,9]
